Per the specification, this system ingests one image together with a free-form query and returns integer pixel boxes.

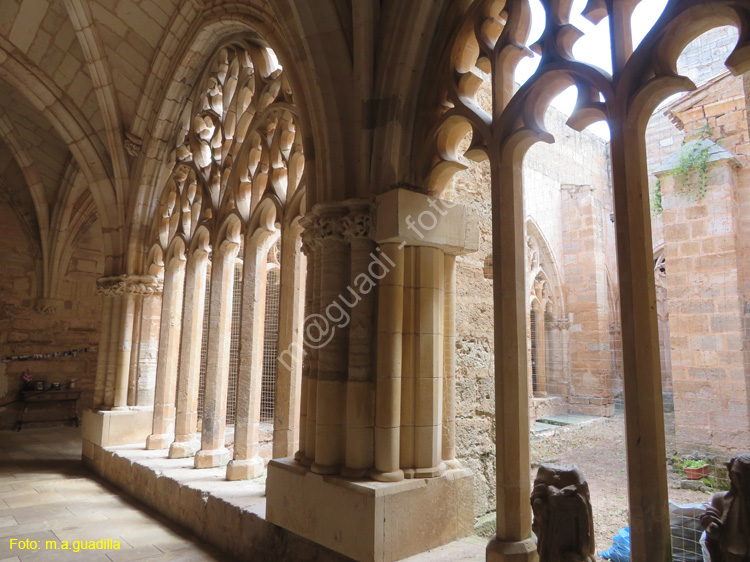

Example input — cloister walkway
[0,427,225,561]
[0,427,484,562]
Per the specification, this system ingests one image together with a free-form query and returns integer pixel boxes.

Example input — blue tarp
[599,527,631,562]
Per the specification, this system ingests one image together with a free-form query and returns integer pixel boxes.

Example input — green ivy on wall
[670,124,717,202]
[651,177,663,217]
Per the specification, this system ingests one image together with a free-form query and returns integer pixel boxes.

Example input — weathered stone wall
[0,199,103,429]
[656,72,750,454]
[645,25,750,454]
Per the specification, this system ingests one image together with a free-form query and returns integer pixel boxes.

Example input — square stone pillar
[267,189,478,562]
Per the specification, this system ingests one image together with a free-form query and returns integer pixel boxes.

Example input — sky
[515,0,671,138]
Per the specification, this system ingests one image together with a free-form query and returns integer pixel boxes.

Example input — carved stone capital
[318,213,347,243]
[97,275,163,297]
[548,319,570,331]
[299,214,320,255]
[342,208,373,240]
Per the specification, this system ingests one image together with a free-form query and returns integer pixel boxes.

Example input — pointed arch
[0,38,123,273]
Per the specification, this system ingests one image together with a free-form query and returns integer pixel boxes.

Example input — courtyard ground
[530,413,712,558]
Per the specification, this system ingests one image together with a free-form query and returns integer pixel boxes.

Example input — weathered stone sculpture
[531,464,596,562]
[701,454,750,562]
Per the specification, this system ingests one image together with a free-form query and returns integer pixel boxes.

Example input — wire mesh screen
[261,266,281,422]
[544,312,567,397]
[226,263,243,425]
[197,267,211,422]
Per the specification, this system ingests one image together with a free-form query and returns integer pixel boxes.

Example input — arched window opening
[226,260,243,426]
[530,306,539,394]
[261,240,281,423]
[197,264,211,424]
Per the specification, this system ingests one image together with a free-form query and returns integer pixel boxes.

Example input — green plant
[684,459,709,469]
[669,124,716,202]
[651,177,663,217]
[700,476,731,492]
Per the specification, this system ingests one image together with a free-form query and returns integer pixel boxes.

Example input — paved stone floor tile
[0,428,223,561]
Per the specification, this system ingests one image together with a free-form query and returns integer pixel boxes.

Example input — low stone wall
[83,443,353,562]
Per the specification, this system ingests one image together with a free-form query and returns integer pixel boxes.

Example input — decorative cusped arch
[411,1,750,560]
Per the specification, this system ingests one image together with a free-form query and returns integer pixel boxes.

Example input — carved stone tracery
[149,42,304,263]
[425,0,750,559]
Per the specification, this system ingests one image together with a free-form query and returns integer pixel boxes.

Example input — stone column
[95,275,161,410]
[146,254,187,449]
[294,221,315,464]
[93,294,114,408]
[608,119,670,560]
[169,248,209,458]
[303,217,321,466]
[113,289,137,410]
[486,154,537,561]
[372,241,405,482]
[133,286,163,407]
[266,189,478,561]
[403,246,445,479]
[127,294,144,406]
[442,253,460,468]
[104,294,123,407]
[274,222,307,459]
[342,203,376,478]
[195,238,240,468]
[227,230,274,480]
[312,206,350,475]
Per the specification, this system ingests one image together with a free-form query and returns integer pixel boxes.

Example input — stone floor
[0,427,227,561]
[0,427,486,562]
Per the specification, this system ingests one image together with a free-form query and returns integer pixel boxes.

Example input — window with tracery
[145,40,305,446]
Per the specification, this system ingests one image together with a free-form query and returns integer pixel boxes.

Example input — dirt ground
[529,414,712,558]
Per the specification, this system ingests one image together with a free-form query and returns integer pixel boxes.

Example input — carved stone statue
[701,454,750,562]
[531,464,596,562]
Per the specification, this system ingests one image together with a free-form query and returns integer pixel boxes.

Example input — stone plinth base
[266,458,474,562]
[82,443,352,562]
[486,536,538,561]
[81,408,152,457]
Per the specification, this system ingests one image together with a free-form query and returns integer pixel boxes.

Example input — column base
[369,468,404,482]
[194,447,230,468]
[226,457,264,480]
[444,458,462,470]
[145,433,173,450]
[310,462,341,475]
[486,536,538,562]
[340,465,368,479]
[267,458,473,562]
[81,408,153,453]
[168,437,201,459]
[403,462,446,479]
